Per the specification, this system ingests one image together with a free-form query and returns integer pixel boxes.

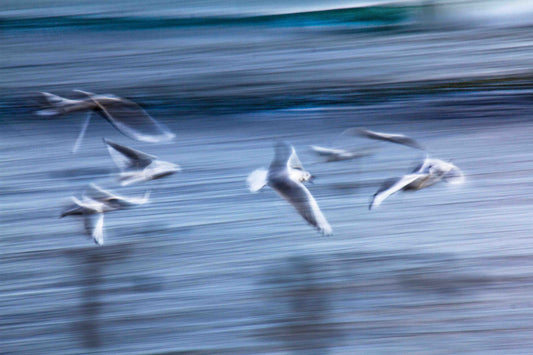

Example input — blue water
[2,1,533,353]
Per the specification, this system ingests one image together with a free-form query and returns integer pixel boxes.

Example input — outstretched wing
[270,177,332,236]
[85,184,117,201]
[118,172,150,186]
[270,141,305,170]
[84,213,105,245]
[270,141,293,171]
[71,111,92,153]
[287,146,304,170]
[346,128,424,150]
[60,197,86,217]
[86,183,150,207]
[37,91,93,116]
[76,91,175,143]
[310,145,345,156]
[310,145,374,162]
[104,138,156,171]
[370,174,424,210]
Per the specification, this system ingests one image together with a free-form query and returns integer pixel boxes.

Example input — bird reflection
[260,255,338,354]
[64,244,133,348]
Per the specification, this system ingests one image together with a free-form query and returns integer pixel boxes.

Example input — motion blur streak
[2,0,533,353]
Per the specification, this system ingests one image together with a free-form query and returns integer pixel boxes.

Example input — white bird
[104,139,180,186]
[310,145,374,162]
[37,90,175,152]
[60,184,150,245]
[345,128,424,150]
[369,156,464,210]
[247,142,332,236]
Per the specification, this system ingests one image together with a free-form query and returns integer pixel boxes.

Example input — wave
[0,5,413,31]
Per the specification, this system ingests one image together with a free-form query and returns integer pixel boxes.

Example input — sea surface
[2,1,533,353]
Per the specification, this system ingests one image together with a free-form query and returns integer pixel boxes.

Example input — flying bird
[344,128,424,150]
[60,184,150,245]
[310,145,375,162]
[369,156,464,210]
[247,142,332,236]
[104,139,180,186]
[37,90,175,152]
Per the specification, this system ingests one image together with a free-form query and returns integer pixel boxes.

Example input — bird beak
[308,175,316,184]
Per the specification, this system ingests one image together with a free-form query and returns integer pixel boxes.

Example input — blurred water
[2,1,533,354]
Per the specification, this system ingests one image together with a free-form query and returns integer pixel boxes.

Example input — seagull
[103,139,180,186]
[60,184,150,245]
[37,90,175,152]
[310,145,375,162]
[247,142,332,236]
[369,156,464,210]
[344,128,424,150]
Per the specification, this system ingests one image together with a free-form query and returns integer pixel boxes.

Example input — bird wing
[72,89,97,97]
[86,183,150,206]
[270,141,293,171]
[36,92,80,115]
[270,141,305,171]
[287,146,305,170]
[118,172,150,186]
[84,213,104,245]
[346,128,424,150]
[370,174,425,210]
[270,176,332,236]
[60,197,86,217]
[309,145,345,156]
[311,145,375,162]
[71,111,92,153]
[115,190,151,205]
[103,138,156,171]
[85,184,117,202]
[76,91,175,143]
[411,156,429,174]
[41,92,81,107]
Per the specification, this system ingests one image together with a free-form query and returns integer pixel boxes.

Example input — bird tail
[247,168,268,193]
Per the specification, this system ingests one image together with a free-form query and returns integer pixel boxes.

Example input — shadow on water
[64,245,133,348]
[396,263,495,296]
[48,167,113,179]
[258,250,498,353]
[259,255,341,354]
[63,243,164,349]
